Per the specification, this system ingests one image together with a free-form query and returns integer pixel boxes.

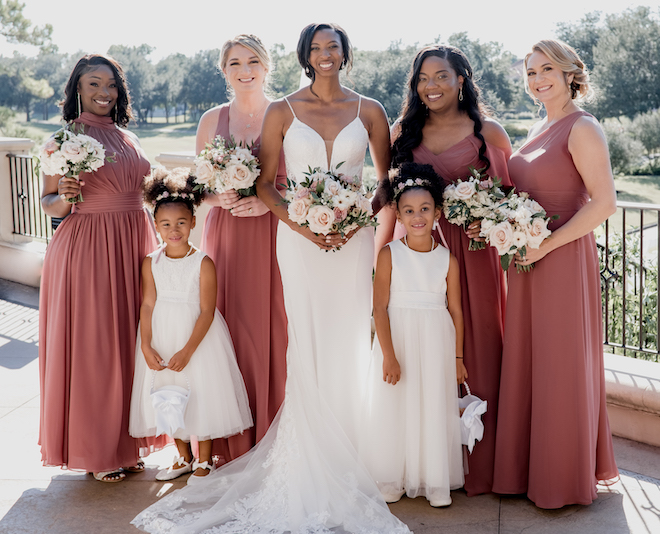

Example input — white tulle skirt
[359,304,464,505]
[131,224,410,533]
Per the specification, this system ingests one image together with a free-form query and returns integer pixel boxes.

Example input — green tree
[0,0,53,51]
[108,44,156,124]
[555,11,604,72]
[154,53,187,123]
[179,49,227,122]
[270,44,301,98]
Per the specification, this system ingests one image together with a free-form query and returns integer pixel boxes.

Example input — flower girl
[129,167,252,484]
[360,162,467,507]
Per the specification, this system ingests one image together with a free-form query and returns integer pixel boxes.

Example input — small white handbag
[150,370,191,437]
[458,381,487,454]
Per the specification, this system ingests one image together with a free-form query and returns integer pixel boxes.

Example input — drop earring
[458,87,464,102]
[114,104,118,123]
[76,92,82,117]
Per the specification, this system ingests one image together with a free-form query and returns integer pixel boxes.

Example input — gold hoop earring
[76,93,82,117]
[458,87,464,102]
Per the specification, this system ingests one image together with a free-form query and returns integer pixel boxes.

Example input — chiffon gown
[129,249,253,442]
[492,111,619,509]
[360,240,464,506]
[412,135,511,496]
[132,96,410,534]
[39,112,161,473]
[201,103,288,461]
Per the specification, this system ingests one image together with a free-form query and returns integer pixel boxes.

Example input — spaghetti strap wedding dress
[132,96,410,534]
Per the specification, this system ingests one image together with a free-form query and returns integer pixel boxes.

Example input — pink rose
[333,207,348,222]
[479,178,493,189]
[43,138,58,155]
[306,205,335,235]
[489,221,514,256]
[287,198,311,224]
[454,181,477,200]
[60,139,87,164]
[294,187,310,200]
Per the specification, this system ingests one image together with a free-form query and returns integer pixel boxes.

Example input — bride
[132,23,408,533]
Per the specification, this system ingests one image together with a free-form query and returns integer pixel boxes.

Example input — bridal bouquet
[38,125,111,203]
[194,136,260,197]
[480,190,555,272]
[285,163,376,242]
[442,167,506,250]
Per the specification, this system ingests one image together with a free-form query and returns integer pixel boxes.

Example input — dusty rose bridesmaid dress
[39,112,160,472]
[203,104,287,462]
[412,135,511,496]
[492,111,618,509]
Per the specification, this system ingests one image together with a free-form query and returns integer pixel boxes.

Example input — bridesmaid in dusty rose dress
[389,45,512,496]
[39,54,161,482]
[196,35,287,462]
[492,40,618,509]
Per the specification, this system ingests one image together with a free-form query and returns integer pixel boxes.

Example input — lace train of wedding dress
[131,97,411,533]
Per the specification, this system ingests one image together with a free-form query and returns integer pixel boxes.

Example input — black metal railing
[8,153,53,242]
[600,201,660,362]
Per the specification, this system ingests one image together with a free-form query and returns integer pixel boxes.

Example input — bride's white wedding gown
[132,96,411,534]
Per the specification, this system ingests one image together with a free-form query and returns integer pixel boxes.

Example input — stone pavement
[1,278,659,534]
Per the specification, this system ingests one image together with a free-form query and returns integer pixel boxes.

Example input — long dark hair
[297,23,353,91]
[391,45,490,171]
[61,54,134,127]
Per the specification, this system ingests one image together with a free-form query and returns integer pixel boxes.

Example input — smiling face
[222,44,268,94]
[308,28,344,77]
[525,50,574,105]
[154,202,196,252]
[77,64,118,117]
[396,188,440,238]
[416,55,464,113]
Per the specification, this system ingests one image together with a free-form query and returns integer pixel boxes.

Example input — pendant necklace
[403,235,435,252]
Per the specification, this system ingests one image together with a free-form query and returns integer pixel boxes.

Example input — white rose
[480,218,496,237]
[525,217,551,249]
[523,198,545,215]
[234,147,253,163]
[454,181,477,200]
[288,198,311,224]
[60,139,88,164]
[195,159,215,186]
[41,153,69,176]
[488,221,514,256]
[227,163,256,190]
[513,206,532,225]
[306,205,335,235]
[324,178,342,197]
[357,195,373,215]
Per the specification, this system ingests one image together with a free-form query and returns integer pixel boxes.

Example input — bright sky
[1,0,652,61]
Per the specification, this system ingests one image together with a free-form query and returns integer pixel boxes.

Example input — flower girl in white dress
[129,168,252,484]
[360,162,468,507]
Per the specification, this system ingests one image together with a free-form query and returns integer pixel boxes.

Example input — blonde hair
[524,39,593,103]
[219,34,270,72]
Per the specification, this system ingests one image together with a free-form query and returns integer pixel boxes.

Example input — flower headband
[152,191,193,206]
[393,177,433,199]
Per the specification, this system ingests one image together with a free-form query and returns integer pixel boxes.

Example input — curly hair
[384,162,446,208]
[525,39,594,104]
[391,45,491,171]
[297,23,353,91]
[143,167,204,216]
[61,54,134,127]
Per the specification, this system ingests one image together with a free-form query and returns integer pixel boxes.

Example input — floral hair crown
[393,177,433,199]
[152,191,194,206]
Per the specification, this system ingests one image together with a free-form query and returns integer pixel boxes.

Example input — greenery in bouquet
[285,162,376,243]
[193,135,260,197]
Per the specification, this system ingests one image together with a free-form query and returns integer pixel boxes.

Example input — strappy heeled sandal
[93,470,126,483]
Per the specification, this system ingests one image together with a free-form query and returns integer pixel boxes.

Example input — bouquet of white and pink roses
[480,190,555,272]
[38,125,111,203]
[285,163,376,245]
[193,136,260,197]
[442,167,506,250]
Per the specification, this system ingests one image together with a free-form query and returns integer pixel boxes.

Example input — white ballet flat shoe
[187,459,216,485]
[429,496,452,507]
[155,456,193,481]
[382,491,405,504]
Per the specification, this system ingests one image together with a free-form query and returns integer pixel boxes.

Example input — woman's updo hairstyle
[384,162,446,208]
[297,22,353,87]
[143,167,204,216]
[61,54,134,127]
[525,39,593,103]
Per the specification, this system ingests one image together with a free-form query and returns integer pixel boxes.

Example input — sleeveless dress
[39,112,161,472]
[132,97,410,534]
[129,249,252,441]
[492,111,619,509]
[412,136,511,496]
[201,103,288,461]
[360,240,463,506]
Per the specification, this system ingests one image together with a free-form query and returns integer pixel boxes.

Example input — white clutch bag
[458,381,487,454]
[150,370,191,437]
